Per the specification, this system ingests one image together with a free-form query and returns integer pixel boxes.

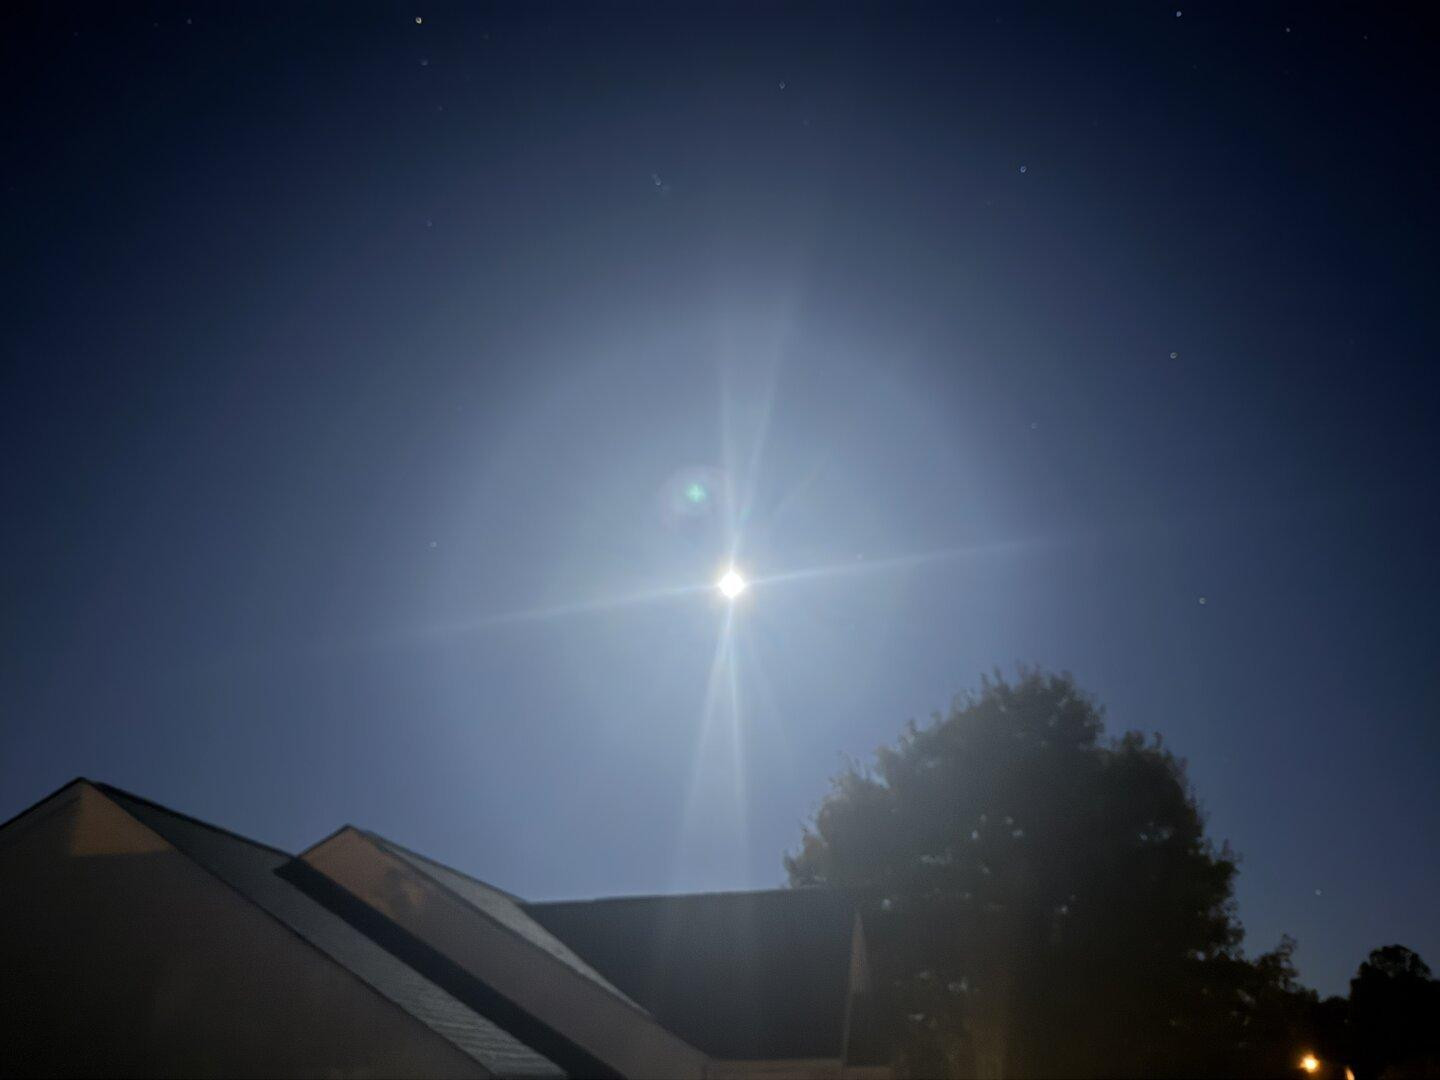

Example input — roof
[299,828,686,1078]
[361,831,641,1010]
[96,783,562,1079]
[524,888,858,1061]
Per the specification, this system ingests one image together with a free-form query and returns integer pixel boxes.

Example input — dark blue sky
[3,3,1437,996]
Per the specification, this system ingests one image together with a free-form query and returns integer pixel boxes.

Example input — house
[0,779,892,1079]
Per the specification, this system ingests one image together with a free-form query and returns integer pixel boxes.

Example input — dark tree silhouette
[786,669,1311,1078]
[1346,946,1440,1079]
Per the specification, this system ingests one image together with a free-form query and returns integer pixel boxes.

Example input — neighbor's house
[0,779,891,1079]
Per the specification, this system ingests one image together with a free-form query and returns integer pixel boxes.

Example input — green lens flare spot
[685,483,708,504]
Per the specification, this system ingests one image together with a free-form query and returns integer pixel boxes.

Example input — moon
[717,569,747,600]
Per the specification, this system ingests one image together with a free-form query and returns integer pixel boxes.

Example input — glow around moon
[717,569,747,599]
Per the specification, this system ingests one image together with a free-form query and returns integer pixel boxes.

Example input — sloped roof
[525,888,858,1061]
[96,784,561,1079]
[362,831,640,1010]
[298,828,691,1078]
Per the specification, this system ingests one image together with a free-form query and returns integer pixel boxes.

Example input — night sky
[3,3,1437,997]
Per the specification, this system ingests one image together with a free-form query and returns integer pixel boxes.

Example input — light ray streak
[719,365,741,560]
[670,603,739,888]
[717,339,785,564]
[750,535,1059,591]
[726,617,748,844]
[738,629,793,770]
[736,356,782,540]
[763,456,829,529]
[414,581,713,637]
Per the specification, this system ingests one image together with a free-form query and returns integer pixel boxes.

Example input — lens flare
[718,570,747,599]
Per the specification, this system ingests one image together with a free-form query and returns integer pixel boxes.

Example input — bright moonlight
[717,569,747,599]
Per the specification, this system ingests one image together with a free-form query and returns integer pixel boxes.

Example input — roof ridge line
[0,776,89,835]
[94,785,546,1074]
[349,832,702,1038]
[92,781,295,859]
[526,885,839,906]
[361,829,526,904]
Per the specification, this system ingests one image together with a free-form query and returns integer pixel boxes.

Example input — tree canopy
[786,669,1312,1078]
[1344,946,1440,1078]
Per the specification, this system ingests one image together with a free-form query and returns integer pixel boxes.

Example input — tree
[786,669,1304,1078]
[1347,946,1440,1079]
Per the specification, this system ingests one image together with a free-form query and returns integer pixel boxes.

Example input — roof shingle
[99,784,561,1079]
[525,888,857,1061]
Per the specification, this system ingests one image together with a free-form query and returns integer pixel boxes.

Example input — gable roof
[95,783,561,1079]
[525,888,859,1062]
[362,831,639,1010]
[303,827,710,1079]
[7,781,875,1073]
